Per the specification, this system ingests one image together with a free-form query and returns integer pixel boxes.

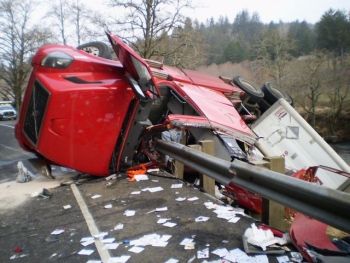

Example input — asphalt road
[0,120,293,263]
[0,120,34,183]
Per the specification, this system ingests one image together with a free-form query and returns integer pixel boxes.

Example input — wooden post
[263,156,289,231]
[174,159,184,180]
[174,131,186,180]
[199,140,216,196]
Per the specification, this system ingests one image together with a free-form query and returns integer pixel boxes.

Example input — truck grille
[23,81,50,144]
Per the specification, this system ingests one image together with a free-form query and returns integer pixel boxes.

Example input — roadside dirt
[0,177,69,212]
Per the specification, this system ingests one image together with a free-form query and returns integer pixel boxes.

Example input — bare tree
[70,0,98,45]
[48,0,69,45]
[257,28,294,90]
[292,53,325,127]
[0,0,51,109]
[110,0,191,59]
[325,54,350,135]
[160,18,206,68]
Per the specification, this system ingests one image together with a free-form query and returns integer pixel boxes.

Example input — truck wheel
[77,41,112,59]
[232,76,264,103]
[261,83,293,106]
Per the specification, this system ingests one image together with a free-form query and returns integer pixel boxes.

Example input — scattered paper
[228,217,240,223]
[108,255,130,263]
[104,243,119,250]
[81,237,94,242]
[81,239,95,247]
[131,191,141,195]
[130,233,171,247]
[78,249,94,255]
[212,248,229,258]
[114,223,124,230]
[128,246,144,253]
[195,216,209,222]
[227,248,250,262]
[156,207,168,212]
[147,168,160,173]
[91,194,101,199]
[157,218,170,224]
[147,186,164,192]
[102,238,115,243]
[254,255,269,263]
[197,248,209,259]
[86,260,102,263]
[180,238,194,246]
[51,229,64,235]
[94,232,108,239]
[187,197,199,201]
[124,210,136,217]
[63,205,72,209]
[175,197,186,202]
[134,174,149,181]
[244,224,279,251]
[152,179,159,182]
[277,256,290,263]
[163,222,177,228]
[184,243,195,250]
[164,259,179,263]
[104,204,113,209]
[171,183,183,189]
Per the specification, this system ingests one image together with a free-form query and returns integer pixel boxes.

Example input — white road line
[70,184,111,263]
[0,124,14,129]
[0,144,32,155]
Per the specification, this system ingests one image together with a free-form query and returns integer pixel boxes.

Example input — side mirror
[127,75,148,102]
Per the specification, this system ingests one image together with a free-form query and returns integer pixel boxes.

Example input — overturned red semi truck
[15,33,350,262]
[15,33,260,176]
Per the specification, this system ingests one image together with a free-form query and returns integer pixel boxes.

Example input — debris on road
[195,216,210,222]
[142,186,164,192]
[91,194,102,199]
[114,223,124,230]
[123,210,136,216]
[16,161,34,183]
[104,243,119,250]
[51,229,65,235]
[63,204,72,209]
[170,183,183,189]
[130,233,172,248]
[197,247,210,259]
[128,246,144,253]
[108,255,130,263]
[163,222,177,228]
[77,248,94,255]
[38,188,53,199]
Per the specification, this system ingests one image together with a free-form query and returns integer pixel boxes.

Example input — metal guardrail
[155,139,350,233]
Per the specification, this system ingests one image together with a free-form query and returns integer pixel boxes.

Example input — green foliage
[316,9,350,56]
[288,21,315,56]
[223,41,247,63]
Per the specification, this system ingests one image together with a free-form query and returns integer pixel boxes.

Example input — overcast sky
[84,0,350,24]
[187,0,350,23]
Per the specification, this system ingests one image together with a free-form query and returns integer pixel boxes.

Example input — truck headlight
[41,51,73,68]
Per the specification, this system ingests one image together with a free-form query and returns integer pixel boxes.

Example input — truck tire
[77,41,112,59]
[232,76,264,103]
[261,83,293,106]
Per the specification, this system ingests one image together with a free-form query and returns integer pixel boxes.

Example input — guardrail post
[262,156,289,231]
[174,132,186,180]
[200,140,216,196]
